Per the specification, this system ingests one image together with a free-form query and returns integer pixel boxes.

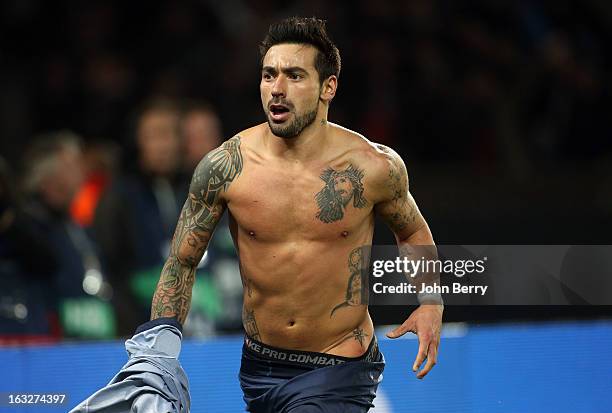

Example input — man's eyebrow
[261,66,308,75]
[281,66,308,75]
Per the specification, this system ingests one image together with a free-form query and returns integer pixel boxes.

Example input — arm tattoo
[330,247,369,317]
[377,145,418,233]
[151,136,243,323]
[315,164,368,223]
[243,307,261,341]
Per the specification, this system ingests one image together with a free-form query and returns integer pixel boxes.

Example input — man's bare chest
[226,161,373,241]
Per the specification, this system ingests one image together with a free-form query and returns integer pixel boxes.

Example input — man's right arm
[150,136,243,324]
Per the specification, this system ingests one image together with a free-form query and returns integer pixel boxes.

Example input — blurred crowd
[2,0,612,168]
[2,0,612,340]
[0,99,243,342]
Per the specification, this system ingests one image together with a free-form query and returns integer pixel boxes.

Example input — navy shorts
[239,335,385,413]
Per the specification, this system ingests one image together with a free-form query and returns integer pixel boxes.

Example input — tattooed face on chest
[315,164,368,224]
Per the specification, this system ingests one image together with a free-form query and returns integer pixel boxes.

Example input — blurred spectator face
[181,109,222,170]
[137,108,181,176]
[260,44,323,139]
[40,144,84,212]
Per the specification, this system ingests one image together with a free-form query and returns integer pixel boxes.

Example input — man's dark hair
[135,97,180,124]
[260,17,341,84]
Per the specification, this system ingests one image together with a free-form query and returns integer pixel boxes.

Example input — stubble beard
[267,100,319,139]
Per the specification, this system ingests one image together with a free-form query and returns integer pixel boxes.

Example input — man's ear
[320,75,338,103]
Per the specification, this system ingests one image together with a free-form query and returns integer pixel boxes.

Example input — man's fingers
[412,334,429,372]
[386,320,415,339]
[416,340,439,379]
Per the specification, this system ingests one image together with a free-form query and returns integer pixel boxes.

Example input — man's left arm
[373,145,443,379]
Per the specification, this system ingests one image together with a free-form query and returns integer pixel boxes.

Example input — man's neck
[264,117,331,163]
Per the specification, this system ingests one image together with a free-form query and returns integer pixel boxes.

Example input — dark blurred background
[1,0,611,342]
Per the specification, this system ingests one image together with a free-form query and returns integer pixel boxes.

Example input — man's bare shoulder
[329,123,401,180]
[234,123,267,147]
[226,123,270,162]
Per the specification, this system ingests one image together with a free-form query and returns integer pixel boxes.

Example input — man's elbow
[397,222,434,245]
[171,252,201,270]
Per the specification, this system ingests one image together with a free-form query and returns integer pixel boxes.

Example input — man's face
[41,146,84,211]
[181,110,222,169]
[137,109,181,175]
[260,44,321,139]
[333,174,353,205]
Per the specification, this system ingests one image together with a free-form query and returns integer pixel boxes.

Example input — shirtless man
[150,17,443,412]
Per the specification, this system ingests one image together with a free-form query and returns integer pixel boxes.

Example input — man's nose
[271,76,287,97]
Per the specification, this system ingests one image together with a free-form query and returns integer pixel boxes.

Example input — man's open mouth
[269,104,291,122]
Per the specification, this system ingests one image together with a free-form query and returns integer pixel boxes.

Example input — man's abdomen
[238,240,375,357]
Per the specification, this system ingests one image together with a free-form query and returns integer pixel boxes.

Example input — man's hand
[386,304,443,379]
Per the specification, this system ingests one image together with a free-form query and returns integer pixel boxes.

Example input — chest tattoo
[314,164,368,223]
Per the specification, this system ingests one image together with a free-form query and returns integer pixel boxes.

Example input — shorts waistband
[243,335,381,369]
